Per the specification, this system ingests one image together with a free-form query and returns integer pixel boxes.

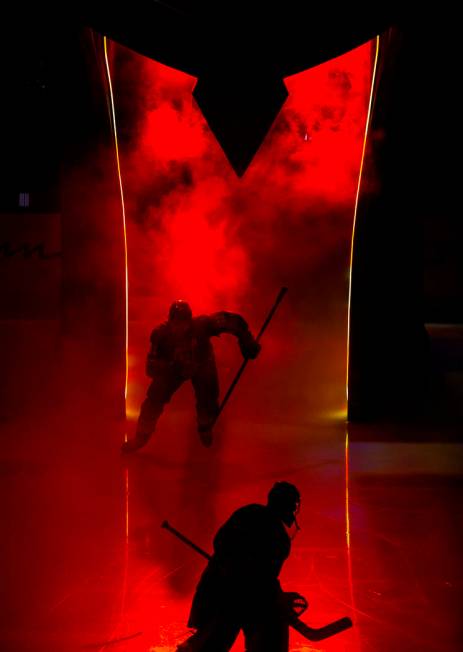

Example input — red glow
[142,100,206,161]
[125,468,129,541]
[149,182,249,309]
[121,43,374,424]
[282,56,373,201]
[121,43,373,316]
[112,38,376,651]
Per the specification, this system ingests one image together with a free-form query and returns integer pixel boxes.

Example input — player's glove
[239,334,261,360]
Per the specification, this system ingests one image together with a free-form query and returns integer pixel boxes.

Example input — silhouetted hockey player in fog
[177,482,307,652]
[122,300,260,452]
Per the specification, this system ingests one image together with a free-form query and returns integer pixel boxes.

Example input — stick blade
[291,616,352,642]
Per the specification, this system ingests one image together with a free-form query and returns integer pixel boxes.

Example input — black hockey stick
[161,520,352,642]
[212,286,288,427]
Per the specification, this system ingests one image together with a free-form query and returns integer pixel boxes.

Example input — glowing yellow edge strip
[346,430,359,641]
[345,431,351,548]
[346,35,381,403]
[101,45,131,644]
[345,41,380,639]
[103,36,129,407]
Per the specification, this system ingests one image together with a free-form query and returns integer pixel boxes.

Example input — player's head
[168,300,193,322]
[267,481,301,527]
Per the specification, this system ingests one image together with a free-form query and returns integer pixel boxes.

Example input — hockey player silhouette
[177,482,306,652]
[122,300,260,452]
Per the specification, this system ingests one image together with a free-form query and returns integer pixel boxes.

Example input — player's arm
[206,312,261,359]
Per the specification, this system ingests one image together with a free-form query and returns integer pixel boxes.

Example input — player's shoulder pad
[151,322,168,339]
[231,503,265,521]
[213,311,248,327]
[192,315,212,330]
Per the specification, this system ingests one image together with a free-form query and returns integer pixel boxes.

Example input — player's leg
[122,371,184,453]
[192,360,220,447]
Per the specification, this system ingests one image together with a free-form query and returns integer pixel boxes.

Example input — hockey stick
[213,286,288,427]
[162,520,352,642]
